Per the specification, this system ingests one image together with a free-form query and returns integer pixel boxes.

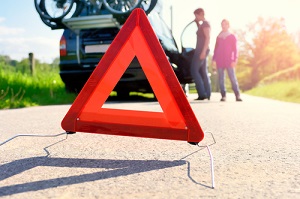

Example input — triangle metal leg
[0,132,68,147]
[197,132,216,189]
[206,144,215,189]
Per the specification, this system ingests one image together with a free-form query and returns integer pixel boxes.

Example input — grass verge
[1,70,299,109]
[0,70,76,109]
[245,80,300,104]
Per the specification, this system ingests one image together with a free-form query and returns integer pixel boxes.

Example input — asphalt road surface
[0,93,299,198]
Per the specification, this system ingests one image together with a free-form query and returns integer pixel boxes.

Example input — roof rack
[62,14,121,33]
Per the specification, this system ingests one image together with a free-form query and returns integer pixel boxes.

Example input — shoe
[195,97,206,100]
[236,97,242,101]
[220,97,226,101]
[196,96,210,100]
[236,94,242,101]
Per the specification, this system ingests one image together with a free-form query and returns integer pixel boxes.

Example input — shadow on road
[0,122,214,196]
[0,157,185,196]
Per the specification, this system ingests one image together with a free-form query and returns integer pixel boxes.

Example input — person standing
[191,8,211,100]
[212,19,242,101]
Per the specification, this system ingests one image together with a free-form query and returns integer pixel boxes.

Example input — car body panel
[59,4,194,94]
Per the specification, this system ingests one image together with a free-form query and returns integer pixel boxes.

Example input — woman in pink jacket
[213,19,242,101]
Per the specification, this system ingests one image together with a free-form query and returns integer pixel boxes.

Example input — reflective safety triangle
[61,8,204,143]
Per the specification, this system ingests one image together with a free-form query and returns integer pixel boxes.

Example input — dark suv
[35,0,195,96]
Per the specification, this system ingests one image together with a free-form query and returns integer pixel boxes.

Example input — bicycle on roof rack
[34,0,157,29]
[34,0,157,21]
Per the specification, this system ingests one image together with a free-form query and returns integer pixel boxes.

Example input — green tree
[1,54,60,75]
[15,58,31,74]
[237,17,300,88]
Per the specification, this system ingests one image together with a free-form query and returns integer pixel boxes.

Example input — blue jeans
[191,58,211,99]
[217,67,240,97]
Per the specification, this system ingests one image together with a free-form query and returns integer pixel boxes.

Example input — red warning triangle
[61,9,204,143]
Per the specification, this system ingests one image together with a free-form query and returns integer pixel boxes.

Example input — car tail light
[60,35,67,56]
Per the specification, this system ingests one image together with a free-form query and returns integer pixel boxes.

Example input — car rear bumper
[59,64,152,93]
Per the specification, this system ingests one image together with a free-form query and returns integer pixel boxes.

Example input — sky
[0,0,299,63]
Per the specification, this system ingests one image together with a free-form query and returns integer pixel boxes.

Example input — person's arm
[212,36,219,62]
[194,20,200,28]
[200,26,210,60]
[212,37,218,70]
[231,35,238,67]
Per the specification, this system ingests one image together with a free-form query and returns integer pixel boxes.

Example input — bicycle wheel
[140,0,157,14]
[34,0,75,20]
[103,0,142,15]
[40,17,65,29]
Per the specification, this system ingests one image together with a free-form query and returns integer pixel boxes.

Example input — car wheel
[64,82,83,94]
[117,90,130,98]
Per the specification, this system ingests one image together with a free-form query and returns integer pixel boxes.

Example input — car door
[177,20,198,83]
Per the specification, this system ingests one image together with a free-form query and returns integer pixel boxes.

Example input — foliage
[0,55,76,109]
[2,14,300,108]
[246,80,300,104]
[236,17,300,89]
[260,64,300,84]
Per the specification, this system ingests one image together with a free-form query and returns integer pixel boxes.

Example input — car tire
[117,90,130,98]
[64,82,83,94]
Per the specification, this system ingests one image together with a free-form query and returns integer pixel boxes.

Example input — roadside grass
[0,70,76,109]
[0,68,156,109]
[189,80,300,104]
[1,69,299,109]
[245,80,300,104]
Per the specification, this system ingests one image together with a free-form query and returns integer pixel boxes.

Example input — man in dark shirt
[191,8,211,100]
